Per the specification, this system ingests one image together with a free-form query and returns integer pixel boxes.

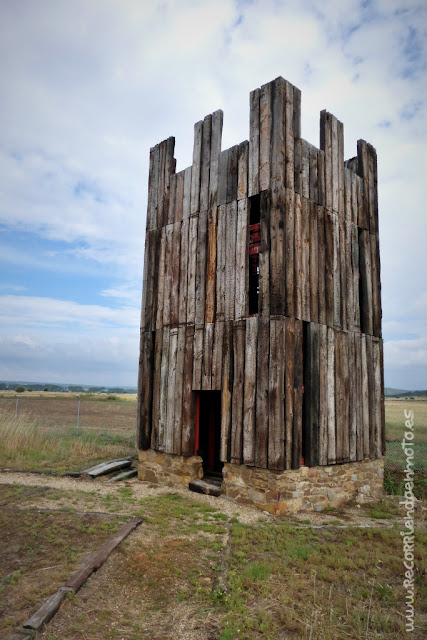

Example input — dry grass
[0,411,135,473]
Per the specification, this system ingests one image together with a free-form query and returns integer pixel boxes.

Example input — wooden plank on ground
[181,325,195,456]
[202,323,214,390]
[268,317,286,471]
[243,317,258,466]
[259,81,272,191]
[259,189,270,316]
[209,110,223,209]
[231,320,245,464]
[192,325,204,391]
[255,317,269,468]
[195,209,208,325]
[220,322,233,462]
[235,198,249,319]
[191,121,203,216]
[137,331,154,450]
[327,326,336,463]
[248,88,260,197]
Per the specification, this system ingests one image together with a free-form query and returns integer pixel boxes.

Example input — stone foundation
[138,449,203,487]
[222,458,384,514]
[138,450,383,513]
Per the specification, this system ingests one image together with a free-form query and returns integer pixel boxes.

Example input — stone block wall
[138,449,203,487]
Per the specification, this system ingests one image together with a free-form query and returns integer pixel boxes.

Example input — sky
[0,0,426,388]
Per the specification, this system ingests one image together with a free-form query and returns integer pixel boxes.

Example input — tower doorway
[195,391,223,477]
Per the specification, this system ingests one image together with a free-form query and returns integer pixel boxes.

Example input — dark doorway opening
[195,391,223,477]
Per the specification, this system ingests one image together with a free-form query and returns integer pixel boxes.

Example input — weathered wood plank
[345,220,353,331]
[367,143,378,234]
[318,323,328,465]
[255,317,269,468]
[202,323,214,390]
[348,331,357,461]
[324,211,334,327]
[327,326,336,464]
[284,79,295,190]
[351,170,358,226]
[225,201,237,320]
[158,328,170,451]
[301,196,310,322]
[331,117,339,214]
[301,139,310,199]
[235,198,249,320]
[371,231,382,337]
[294,137,302,195]
[186,216,198,324]
[156,141,165,228]
[320,110,333,212]
[354,332,364,461]
[192,325,204,391]
[183,166,192,220]
[270,185,285,315]
[162,223,173,326]
[357,140,369,229]
[317,206,326,325]
[170,221,181,326]
[309,143,318,203]
[195,209,208,325]
[147,145,159,230]
[366,333,376,458]
[359,228,373,335]
[334,330,344,462]
[337,120,344,217]
[243,317,258,466]
[220,322,233,462]
[259,189,270,316]
[215,204,226,320]
[332,213,341,328]
[237,140,249,200]
[284,188,295,318]
[270,77,285,189]
[309,201,319,323]
[373,337,382,458]
[259,82,272,191]
[248,88,260,197]
[379,338,386,456]
[209,110,223,209]
[173,326,185,455]
[150,329,163,450]
[205,207,218,324]
[361,333,370,458]
[231,321,245,464]
[200,114,212,213]
[178,218,189,325]
[284,316,294,469]
[318,149,326,208]
[226,144,239,204]
[137,330,154,450]
[218,148,228,206]
[181,325,195,456]
[292,319,303,469]
[212,320,224,391]
[303,322,320,467]
[191,121,203,216]
[268,317,286,471]
[165,328,178,454]
[294,192,302,320]
[339,219,347,330]
[174,170,185,223]
[167,173,177,226]
[352,222,360,330]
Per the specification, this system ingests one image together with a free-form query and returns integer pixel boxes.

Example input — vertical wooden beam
[359,228,373,335]
[183,166,192,220]
[205,207,218,324]
[173,326,185,455]
[191,122,203,215]
[301,140,310,199]
[309,201,319,323]
[195,209,208,325]
[268,318,286,471]
[294,193,302,320]
[235,198,249,320]
[178,219,189,325]
[284,79,295,191]
[231,321,246,464]
[170,221,181,326]
[150,329,163,450]
[285,188,295,318]
[284,317,295,469]
[255,317,269,468]
[357,140,370,230]
[158,328,170,451]
[174,170,185,223]
[220,322,233,462]
[259,189,270,316]
[243,317,258,466]
[303,322,320,467]
[137,331,154,450]
[147,145,159,231]
[354,332,364,461]
[301,197,311,322]
[162,224,173,326]
[327,326,336,464]
[332,213,341,328]
[248,88,260,197]
[237,141,249,200]
[270,186,286,315]
[371,231,382,337]
[181,325,195,456]
[361,334,370,458]
[324,211,334,328]
[339,219,347,330]
[202,323,214,390]
[186,216,198,324]
[292,319,303,469]
[200,114,212,213]
[270,77,285,189]
[165,328,178,454]
[224,201,237,320]
[259,82,272,192]
[209,110,223,209]
[320,110,332,212]
[318,323,328,465]
[192,325,204,391]
[227,145,239,204]
[215,204,226,320]
[317,206,326,326]
[373,337,382,458]
[366,334,375,458]
[212,321,224,391]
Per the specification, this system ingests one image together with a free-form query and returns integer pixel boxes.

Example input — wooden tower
[136,76,385,511]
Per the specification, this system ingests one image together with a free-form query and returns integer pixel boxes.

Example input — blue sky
[0,0,426,387]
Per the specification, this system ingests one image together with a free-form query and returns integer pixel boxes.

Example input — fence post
[76,395,80,432]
